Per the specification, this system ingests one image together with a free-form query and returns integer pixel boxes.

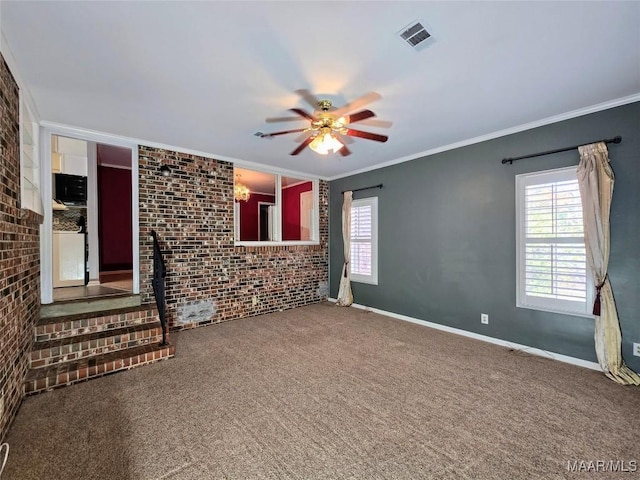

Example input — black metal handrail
[151,230,168,346]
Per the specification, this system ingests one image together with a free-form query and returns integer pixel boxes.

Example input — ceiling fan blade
[289,108,316,121]
[345,128,389,143]
[333,134,351,156]
[261,128,308,138]
[338,143,351,156]
[357,118,393,129]
[333,92,382,117]
[290,136,314,155]
[295,89,321,110]
[294,131,313,143]
[265,116,305,123]
[334,131,354,144]
[345,109,376,124]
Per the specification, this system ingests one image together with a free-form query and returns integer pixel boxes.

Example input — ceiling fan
[259,90,390,156]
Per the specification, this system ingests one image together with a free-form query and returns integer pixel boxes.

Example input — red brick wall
[0,54,42,442]
[138,146,328,330]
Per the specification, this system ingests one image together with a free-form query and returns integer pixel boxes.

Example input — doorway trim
[39,122,140,304]
[257,201,275,241]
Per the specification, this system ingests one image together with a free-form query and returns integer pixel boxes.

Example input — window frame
[233,168,320,247]
[515,166,594,318]
[350,196,378,285]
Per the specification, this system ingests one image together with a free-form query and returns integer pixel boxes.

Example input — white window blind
[350,197,378,284]
[516,167,592,317]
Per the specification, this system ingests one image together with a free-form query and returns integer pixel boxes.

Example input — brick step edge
[24,342,175,395]
[30,324,165,369]
[35,306,159,342]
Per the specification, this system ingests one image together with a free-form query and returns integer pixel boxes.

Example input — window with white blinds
[516,166,593,317]
[350,197,378,284]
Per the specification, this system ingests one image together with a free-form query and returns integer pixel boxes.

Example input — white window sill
[234,240,320,247]
[351,275,378,285]
[516,303,595,319]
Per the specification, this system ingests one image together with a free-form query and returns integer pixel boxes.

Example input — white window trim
[350,196,378,285]
[234,172,320,247]
[515,166,594,318]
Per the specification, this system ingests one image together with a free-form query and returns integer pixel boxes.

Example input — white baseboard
[327,298,601,372]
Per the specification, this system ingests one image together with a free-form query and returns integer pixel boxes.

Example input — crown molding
[327,93,640,181]
[32,91,640,185]
[39,120,327,181]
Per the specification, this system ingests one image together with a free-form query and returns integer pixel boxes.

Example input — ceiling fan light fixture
[309,130,343,155]
[261,90,389,156]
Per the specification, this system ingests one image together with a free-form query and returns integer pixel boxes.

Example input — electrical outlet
[633,343,640,357]
[252,296,258,306]
[481,313,489,325]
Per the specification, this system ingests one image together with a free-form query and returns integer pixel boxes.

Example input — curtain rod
[501,136,622,165]
[341,184,383,194]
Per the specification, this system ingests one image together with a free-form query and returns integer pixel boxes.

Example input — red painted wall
[282,181,312,240]
[98,166,133,270]
[239,193,275,241]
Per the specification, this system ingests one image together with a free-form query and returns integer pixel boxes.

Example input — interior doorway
[49,134,134,302]
[258,202,275,241]
[96,143,134,292]
[299,190,313,241]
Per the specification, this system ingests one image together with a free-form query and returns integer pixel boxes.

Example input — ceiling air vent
[397,21,432,51]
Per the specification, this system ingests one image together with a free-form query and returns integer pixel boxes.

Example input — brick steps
[35,305,160,342]
[24,342,175,395]
[25,304,174,395]
[40,294,142,319]
[30,323,164,368]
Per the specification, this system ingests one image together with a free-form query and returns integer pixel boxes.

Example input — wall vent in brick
[177,300,215,324]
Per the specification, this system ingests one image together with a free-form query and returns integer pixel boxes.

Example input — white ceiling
[2,1,639,180]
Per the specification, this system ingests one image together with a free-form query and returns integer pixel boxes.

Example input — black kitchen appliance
[54,173,87,205]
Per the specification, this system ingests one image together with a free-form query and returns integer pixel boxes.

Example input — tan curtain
[337,191,353,306]
[577,142,640,385]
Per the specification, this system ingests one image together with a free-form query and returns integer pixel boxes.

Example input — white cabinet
[51,152,63,173]
[57,136,87,156]
[52,136,88,176]
[62,154,88,176]
[53,232,85,287]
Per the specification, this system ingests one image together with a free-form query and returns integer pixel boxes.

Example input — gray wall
[329,102,640,371]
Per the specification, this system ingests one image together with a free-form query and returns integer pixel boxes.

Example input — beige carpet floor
[4,303,639,479]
